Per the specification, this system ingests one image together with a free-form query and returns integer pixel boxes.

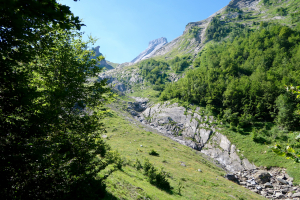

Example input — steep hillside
[101,100,265,200]
[149,0,300,60]
[98,0,300,199]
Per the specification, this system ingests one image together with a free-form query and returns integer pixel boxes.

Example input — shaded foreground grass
[100,107,264,200]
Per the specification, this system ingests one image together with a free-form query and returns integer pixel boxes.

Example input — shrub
[149,149,160,156]
[143,159,171,190]
[106,150,124,170]
[133,159,142,170]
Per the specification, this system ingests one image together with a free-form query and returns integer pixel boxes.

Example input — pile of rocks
[226,168,300,199]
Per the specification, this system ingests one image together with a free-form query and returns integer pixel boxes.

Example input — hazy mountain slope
[91,46,116,70]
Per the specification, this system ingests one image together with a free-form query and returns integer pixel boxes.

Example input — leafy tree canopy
[161,23,300,130]
[0,1,113,199]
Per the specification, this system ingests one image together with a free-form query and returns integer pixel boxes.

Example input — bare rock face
[127,100,256,173]
[131,37,168,63]
[124,98,300,199]
[228,0,260,10]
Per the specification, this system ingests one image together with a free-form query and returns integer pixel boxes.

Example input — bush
[143,159,171,190]
[106,150,124,170]
[275,94,295,129]
[133,159,142,170]
[149,149,160,156]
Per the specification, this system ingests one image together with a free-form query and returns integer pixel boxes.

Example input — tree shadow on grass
[103,192,118,200]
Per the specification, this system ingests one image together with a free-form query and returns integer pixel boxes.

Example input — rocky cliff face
[228,0,260,10]
[126,99,256,173]
[150,0,262,59]
[92,46,115,70]
[131,37,168,63]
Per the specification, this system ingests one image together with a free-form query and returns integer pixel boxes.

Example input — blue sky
[59,0,231,64]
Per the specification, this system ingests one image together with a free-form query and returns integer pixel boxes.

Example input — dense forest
[137,55,192,91]
[160,23,300,130]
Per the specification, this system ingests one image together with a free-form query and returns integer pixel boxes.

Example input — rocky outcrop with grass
[126,99,256,173]
[97,65,143,93]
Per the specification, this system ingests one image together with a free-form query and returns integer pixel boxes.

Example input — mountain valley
[98,0,300,199]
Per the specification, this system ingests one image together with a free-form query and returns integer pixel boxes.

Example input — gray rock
[242,159,256,170]
[225,174,239,183]
[292,192,300,198]
[254,170,272,184]
[260,191,267,196]
[287,192,293,197]
[219,134,231,152]
[91,46,114,70]
[130,110,138,116]
[277,178,289,185]
[228,0,260,10]
[199,128,212,144]
[136,101,256,173]
[265,182,273,188]
[274,192,284,198]
[250,180,257,185]
[252,189,259,193]
[281,188,289,194]
[256,186,262,190]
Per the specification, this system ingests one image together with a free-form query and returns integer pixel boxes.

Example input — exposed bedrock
[127,99,256,173]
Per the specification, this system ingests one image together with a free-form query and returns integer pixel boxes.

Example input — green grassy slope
[99,1,300,198]
[100,103,264,199]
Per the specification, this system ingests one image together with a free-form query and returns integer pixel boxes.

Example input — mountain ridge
[92,46,117,70]
[131,37,168,63]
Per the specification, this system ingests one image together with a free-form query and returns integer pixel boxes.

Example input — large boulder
[254,170,272,184]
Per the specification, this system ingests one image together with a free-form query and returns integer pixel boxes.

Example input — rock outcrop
[150,0,261,59]
[126,100,256,173]
[131,37,168,63]
[125,98,300,199]
[92,46,114,70]
[97,65,143,93]
[228,0,260,10]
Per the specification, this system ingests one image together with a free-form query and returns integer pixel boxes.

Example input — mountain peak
[148,37,168,47]
[131,37,168,63]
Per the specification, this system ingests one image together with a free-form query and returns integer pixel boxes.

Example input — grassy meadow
[100,103,264,200]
